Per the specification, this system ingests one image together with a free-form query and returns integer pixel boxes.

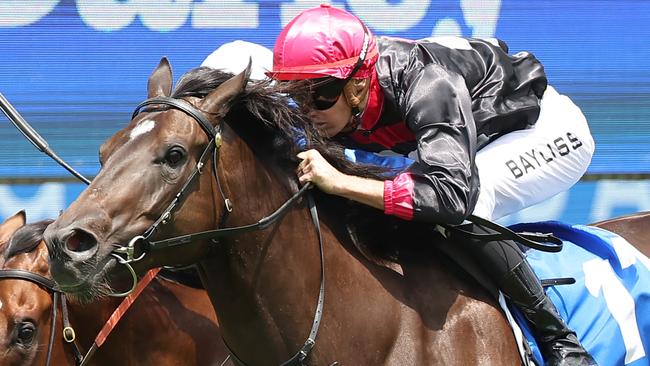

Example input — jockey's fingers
[297,149,318,159]
[298,172,312,185]
[297,151,314,168]
[296,160,306,174]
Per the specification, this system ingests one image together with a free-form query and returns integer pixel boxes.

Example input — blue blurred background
[0,0,648,224]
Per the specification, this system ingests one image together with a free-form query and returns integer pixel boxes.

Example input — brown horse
[593,211,650,254]
[43,59,523,365]
[0,211,229,366]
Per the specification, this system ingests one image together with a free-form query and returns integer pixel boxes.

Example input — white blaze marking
[130,119,155,140]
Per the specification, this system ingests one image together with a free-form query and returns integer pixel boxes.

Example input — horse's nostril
[65,229,97,253]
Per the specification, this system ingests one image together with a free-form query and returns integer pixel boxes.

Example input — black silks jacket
[341,36,548,223]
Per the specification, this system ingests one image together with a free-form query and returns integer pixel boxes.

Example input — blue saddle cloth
[509,221,650,365]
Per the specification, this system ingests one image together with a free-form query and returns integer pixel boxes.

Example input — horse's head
[0,213,62,365]
[43,58,252,300]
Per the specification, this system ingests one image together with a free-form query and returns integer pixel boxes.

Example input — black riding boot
[501,260,597,366]
[451,223,597,366]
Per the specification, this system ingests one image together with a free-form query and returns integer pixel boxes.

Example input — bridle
[0,86,331,364]
[110,94,331,365]
[0,269,84,366]
[0,264,167,366]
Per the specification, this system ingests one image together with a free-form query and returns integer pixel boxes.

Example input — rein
[113,96,330,365]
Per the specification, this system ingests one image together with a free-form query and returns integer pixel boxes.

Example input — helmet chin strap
[350,106,362,129]
[338,103,362,135]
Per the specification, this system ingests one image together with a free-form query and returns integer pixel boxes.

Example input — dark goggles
[308,78,348,110]
[312,97,339,110]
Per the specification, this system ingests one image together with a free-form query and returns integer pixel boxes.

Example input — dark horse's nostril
[65,229,98,253]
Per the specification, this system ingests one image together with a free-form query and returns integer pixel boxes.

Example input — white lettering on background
[348,0,428,32]
[432,0,502,38]
[193,0,259,28]
[139,0,192,32]
[77,0,192,32]
[0,1,503,39]
[431,18,463,37]
[590,180,650,222]
[77,0,137,31]
[0,0,60,27]
[460,0,502,37]
[0,183,64,222]
[280,0,346,26]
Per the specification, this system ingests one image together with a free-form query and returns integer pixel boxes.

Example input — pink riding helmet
[267,4,379,81]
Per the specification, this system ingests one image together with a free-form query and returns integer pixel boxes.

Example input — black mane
[5,219,52,260]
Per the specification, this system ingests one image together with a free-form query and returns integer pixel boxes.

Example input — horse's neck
[199,136,331,362]
[200,134,490,364]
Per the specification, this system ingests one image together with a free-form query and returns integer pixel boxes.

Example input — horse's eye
[165,147,186,166]
[15,322,36,346]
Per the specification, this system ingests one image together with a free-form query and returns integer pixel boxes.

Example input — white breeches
[473,86,595,220]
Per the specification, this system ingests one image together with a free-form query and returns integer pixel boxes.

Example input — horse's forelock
[172,67,234,99]
[5,219,53,260]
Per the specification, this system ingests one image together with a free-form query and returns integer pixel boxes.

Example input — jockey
[267,4,596,366]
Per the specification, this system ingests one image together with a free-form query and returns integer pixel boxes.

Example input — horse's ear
[0,210,26,247]
[147,57,173,98]
[199,58,252,121]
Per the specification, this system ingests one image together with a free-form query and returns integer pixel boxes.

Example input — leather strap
[148,184,312,252]
[443,215,564,253]
[79,268,161,366]
[221,192,334,366]
[132,97,217,140]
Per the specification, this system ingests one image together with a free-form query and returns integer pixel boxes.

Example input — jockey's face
[308,91,353,138]
[306,77,370,138]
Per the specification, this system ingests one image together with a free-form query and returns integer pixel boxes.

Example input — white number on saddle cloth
[583,235,649,364]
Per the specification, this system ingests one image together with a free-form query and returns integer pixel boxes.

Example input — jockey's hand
[296,149,385,210]
[296,149,344,194]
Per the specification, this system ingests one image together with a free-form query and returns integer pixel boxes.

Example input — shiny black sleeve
[392,62,480,224]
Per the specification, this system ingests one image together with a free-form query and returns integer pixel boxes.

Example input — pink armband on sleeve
[384,173,414,220]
